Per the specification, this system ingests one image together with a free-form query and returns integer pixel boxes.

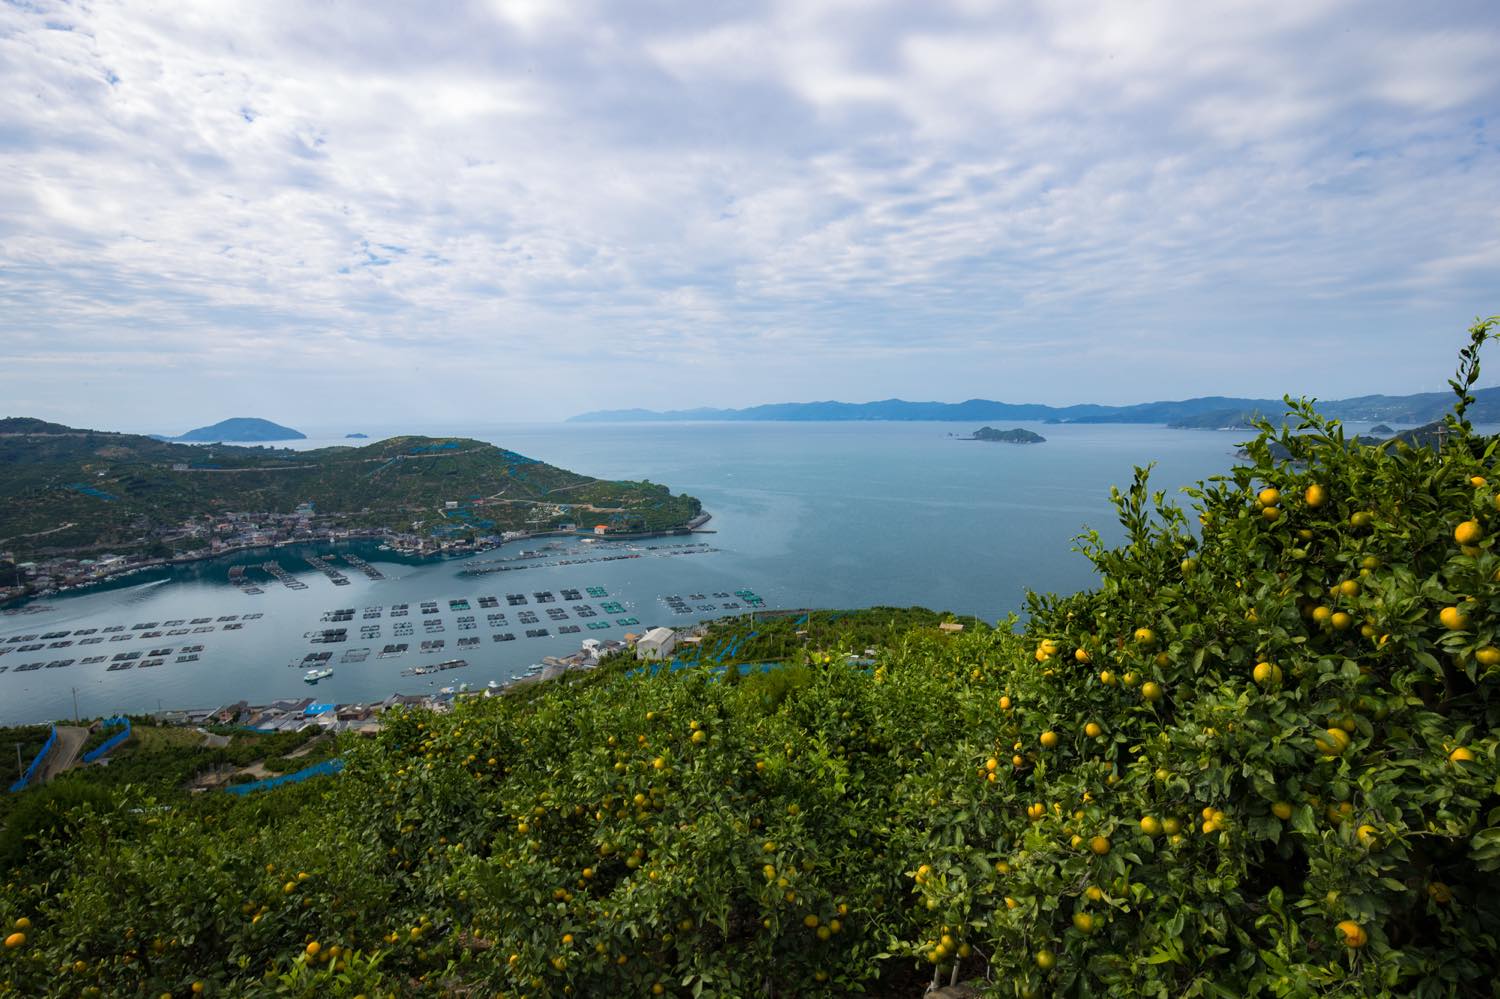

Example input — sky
[2,0,1499,431]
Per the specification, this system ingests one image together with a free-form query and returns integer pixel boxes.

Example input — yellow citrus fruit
[999,695,1012,710]
[3,932,23,949]
[1271,802,1294,820]
[1428,882,1453,904]
[1455,520,1483,546]
[12,919,29,931]
[1089,836,1111,856]
[1350,511,1373,528]
[1139,816,1162,836]
[1162,817,1181,835]
[1133,627,1156,647]
[1084,722,1102,738]
[1252,662,1281,686]
[1261,506,1281,522]
[1338,579,1360,597]
[1035,949,1056,970]
[1312,606,1333,625]
[1472,475,1488,487]
[1098,670,1115,686]
[1449,746,1476,763]
[1356,824,1378,846]
[305,942,320,957]
[1335,920,1367,948]
[1074,647,1090,663]
[1304,483,1326,507]
[1330,611,1353,631]
[1476,645,1500,666]
[1315,728,1351,756]
[1072,912,1095,934]
[1439,606,1470,630]
[1040,731,1059,749]
[1141,682,1164,702]
[1258,487,1280,506]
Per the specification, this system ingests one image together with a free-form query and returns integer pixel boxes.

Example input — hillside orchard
[1,318,1498,997]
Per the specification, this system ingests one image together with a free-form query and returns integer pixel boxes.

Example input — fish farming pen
[305,555,352,586]
[261,561,308,590]
[341,553,386,580]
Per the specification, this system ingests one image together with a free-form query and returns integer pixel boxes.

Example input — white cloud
[0,0,1497,425]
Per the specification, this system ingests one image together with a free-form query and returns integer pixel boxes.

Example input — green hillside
[0,318,1498,997]
[0,424,701,560]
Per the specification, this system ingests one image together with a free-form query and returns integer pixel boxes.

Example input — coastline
[2,511,714,608]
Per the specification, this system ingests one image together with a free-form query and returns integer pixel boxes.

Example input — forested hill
[571,385,1500,424]
[0,420,700,560]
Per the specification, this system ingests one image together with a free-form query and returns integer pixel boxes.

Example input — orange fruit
[1304,484,1326,507]
[1335,920,1367,948]
[1455,520,1483,546]
[1439,606,1470,630]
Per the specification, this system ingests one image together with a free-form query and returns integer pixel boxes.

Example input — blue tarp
[304,703,335,716]
[223,757,345,796]
[8,725,57,793]
[81,717,131,763]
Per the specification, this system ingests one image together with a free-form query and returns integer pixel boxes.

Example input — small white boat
[487,680,502,691]
[303,668,333,683]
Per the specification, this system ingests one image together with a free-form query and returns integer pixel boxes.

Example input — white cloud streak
[1,0,1497,425]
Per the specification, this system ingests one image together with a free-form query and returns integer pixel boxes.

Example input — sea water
[0,420,1395,724]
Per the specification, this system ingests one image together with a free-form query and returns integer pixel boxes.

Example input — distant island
[1369,423,1394,435]
[173,418,306,442]
[345,433,370,439]
[570,386,1500,426]
[0,418,704,599]
[966,426,1045,444]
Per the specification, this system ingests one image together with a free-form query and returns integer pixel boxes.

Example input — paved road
[38,726,88,782]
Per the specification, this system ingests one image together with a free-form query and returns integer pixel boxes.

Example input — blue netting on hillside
[223,757,345,795]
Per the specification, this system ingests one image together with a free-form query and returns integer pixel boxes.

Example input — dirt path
[38,726,88,782]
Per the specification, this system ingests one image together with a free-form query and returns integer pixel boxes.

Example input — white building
[635,627,677,660]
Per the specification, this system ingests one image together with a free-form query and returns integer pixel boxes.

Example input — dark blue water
[0,420,1392,724]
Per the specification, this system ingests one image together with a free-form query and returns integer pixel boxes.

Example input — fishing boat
[303,668,334,683]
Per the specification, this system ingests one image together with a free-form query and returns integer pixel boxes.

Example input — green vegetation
[0,424,701,561]
[1,319,1499,996]
[0,726,54,779]
[969,427,1046,443]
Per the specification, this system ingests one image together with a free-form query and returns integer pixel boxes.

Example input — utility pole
[71,686,79,723]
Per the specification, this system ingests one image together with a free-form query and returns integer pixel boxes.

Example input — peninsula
[967,426,1045,443]
[0,418,702,600]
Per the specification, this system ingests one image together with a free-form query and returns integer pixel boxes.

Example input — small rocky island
[1369,423,1394,436]
[966,426,1046,444]
[345,433,370,438]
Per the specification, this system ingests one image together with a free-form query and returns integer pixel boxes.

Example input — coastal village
[0,501,712,604]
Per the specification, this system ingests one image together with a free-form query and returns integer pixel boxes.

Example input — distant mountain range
[571,387,1500,426]
[169,418,306,442]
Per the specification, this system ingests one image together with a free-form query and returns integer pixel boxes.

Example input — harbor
[0,535,782,725]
